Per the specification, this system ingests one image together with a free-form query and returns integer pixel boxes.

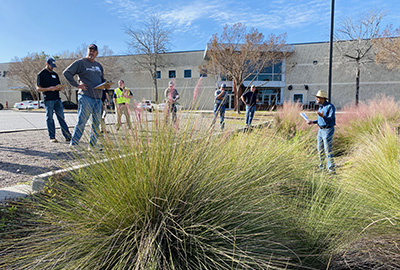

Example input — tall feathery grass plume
[273,101,315,142]
[0,113,321,270]
[335,95,400,154]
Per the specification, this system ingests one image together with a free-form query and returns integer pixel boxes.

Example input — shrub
[0,118,320,270]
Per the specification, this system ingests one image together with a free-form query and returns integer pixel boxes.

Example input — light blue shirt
[313,101,336,127]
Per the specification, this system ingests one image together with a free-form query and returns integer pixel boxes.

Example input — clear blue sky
[0,0,399,63]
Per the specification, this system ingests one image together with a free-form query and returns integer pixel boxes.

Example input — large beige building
[1,41,399,110]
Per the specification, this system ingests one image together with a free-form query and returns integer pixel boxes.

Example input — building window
[257,89,279,105]
[169,70,176,78]
[245,61,283,82]
[184,69,192,78]
[156,71,161,79]
[293,94,303,103]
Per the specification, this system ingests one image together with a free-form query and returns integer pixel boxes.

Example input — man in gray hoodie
[64,44,110,149]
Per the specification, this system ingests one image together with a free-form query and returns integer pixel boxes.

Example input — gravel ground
[0,129,82,188]
[0,112,260,189]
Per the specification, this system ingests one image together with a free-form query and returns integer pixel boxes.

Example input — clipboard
[94,81,114,90]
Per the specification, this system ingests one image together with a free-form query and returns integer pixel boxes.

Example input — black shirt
[37,68,61,101]
[242,91,257,106]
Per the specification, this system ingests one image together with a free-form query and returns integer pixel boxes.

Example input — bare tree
[125,16,171,102]
[7,52,48,100]
[373,26,400,70]
[204,23,289,113]
[97,45,124,83]
[335,10,384,106]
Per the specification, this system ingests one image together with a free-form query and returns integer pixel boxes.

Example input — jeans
[245,105,256,125]
[317,127,335,172]
[44,99,71,140]
[213,103,225,127]
[70,95,102,146]
[166,103,177,123]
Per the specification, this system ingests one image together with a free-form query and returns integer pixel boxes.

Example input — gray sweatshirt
[63,58,105,99]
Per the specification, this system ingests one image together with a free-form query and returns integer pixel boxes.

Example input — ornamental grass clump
[335,95,400,154]
[0,115,319,270]
[341,126,400,222]
[273,101,314,142]
[326,126,400,268]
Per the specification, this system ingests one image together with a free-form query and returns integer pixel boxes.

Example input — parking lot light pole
[328,0,335,101]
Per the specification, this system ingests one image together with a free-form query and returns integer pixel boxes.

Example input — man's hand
[78,84,88,91]
[55,84,65,91]
[307,120,313,125]
[317,111,324,117]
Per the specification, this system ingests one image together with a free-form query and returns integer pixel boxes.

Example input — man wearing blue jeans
[212,83,228,130]
[37,58,71,143]
[64,44,110,149]
[240,85,258,127]
[308,90,336,172]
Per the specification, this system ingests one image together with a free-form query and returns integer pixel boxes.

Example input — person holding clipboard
[63,44,111,150]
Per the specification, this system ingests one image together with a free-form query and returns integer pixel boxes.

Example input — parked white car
[27,100,45,109]
[137,100,157,112]
[157,103,183,111]
[14,100,33,109]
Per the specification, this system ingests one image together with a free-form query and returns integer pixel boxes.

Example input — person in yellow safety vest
[113,80,132,130]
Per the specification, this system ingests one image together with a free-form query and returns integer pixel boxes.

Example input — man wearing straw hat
[307,90,336,173]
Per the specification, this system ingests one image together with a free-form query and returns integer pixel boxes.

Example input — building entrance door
[227,92,234,109]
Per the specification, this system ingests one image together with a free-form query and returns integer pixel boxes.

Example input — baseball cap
[221,83,226,88]
[47,57,57,68]
[88,44,98,51]
[168,81,174,86]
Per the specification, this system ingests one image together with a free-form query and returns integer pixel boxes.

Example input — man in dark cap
[64,44,110,150]
[37,57,71,143]
[212,83,228,130]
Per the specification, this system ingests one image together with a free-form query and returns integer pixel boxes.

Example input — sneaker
[50,138,58,143]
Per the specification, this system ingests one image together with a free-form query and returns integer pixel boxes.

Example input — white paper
[300,112,309,121]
